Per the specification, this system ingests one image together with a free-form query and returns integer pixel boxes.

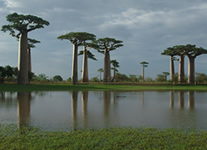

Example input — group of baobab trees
[1,12,124,84]
[162,44,207,84]
[2,13,207,85]
[57,33,123,85]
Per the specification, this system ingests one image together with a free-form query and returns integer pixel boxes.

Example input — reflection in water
[178,91,185,109]
[0,90,206,131]
[82,91,88,128]
[104,91,111,126]
[170,91,174,108]
[71,91,78,131]
[17,92,31,127]
[169,91,195,109]
[188,91,195,109]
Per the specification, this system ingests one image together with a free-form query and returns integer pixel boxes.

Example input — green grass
[0,124,207,149]
[0,83,207,92]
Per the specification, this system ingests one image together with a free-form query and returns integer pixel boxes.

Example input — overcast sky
[1,0,207,80]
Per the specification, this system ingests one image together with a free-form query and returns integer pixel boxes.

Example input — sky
[1,0,207,80]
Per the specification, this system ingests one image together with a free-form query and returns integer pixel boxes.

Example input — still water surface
[1,90,207,131]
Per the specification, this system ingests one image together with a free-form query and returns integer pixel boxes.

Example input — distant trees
[0,65,18,83]
[1,12,49,84]
[140,61,149,82]
[97,68,104,81]
[53,75,63,82]
[110,60,119,82]
[27,38,40,73]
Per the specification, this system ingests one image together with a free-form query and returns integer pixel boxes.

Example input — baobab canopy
[1,12,50,37]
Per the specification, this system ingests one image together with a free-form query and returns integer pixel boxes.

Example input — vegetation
[1,83,207,92]
[1,124,207,149]
[1,12,49,84]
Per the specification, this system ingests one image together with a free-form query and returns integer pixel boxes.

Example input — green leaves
[57,32,96,45]
[92,37,124,52]
[162,44,207,57]
[1,12,50,36]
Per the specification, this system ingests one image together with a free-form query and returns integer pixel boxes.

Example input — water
[1,90,207,131]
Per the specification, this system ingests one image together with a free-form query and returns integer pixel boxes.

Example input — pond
[1,90,207,131]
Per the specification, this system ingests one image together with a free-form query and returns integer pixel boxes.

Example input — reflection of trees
[178,91,184,109]
[104,91,111,126]
[0,92,16,104]
[71,91,78,131]
[188,91,195,109]
[170,91,195,109]
[17,92,31,128]
[81,91,88,128]
[170,91,174,108]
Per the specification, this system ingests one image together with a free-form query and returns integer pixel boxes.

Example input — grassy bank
[0,124,207,149]
[0,83,207,92]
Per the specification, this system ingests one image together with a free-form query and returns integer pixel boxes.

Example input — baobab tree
[91,38,123,82]
[161,47,179,81]
[173,45,186,83]
[58,32,95,84]
[28,38,40,73]
[110,60,119,82]
[162,72,170,81]
[182,44,207,84]
[1,12,49,84]
[77,33,96,82]
[140,61,149,82]
[97,68,104,81]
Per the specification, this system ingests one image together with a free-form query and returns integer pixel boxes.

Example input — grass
[0,83,207,92]
[0,124,207,149]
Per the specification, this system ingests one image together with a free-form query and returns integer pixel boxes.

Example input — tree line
[1,12,207,85]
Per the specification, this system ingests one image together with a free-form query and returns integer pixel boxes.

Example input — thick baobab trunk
[18,31,29,84]
[104,50,111,82]
[28,48,31,73]
[81,46,88,82]
[170,56,175,81]
[178,55,185,83]
[72,44,78,85]
[188,56,195,84]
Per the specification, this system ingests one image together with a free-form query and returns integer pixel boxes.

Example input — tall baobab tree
[110,60,119,82]
[77,33,96,82]
[161,47,179,81]
[91,38,123,82]
[182,44,207,84]
[58,32,95,84]
[140,61,149,82]
[173,45,186,83]
[1,12,49,84]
